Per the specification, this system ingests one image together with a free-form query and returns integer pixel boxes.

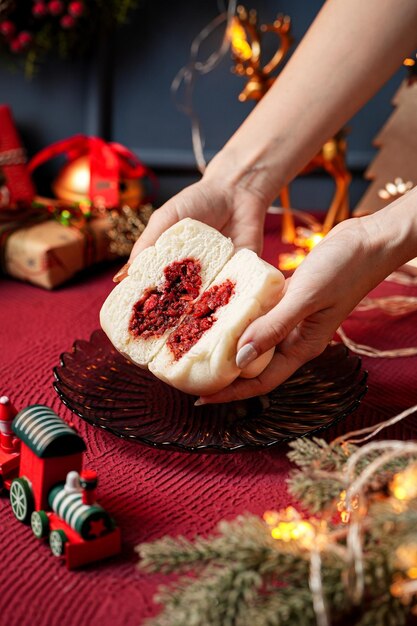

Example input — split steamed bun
[150,249,282,395]
[100,218,234,366]
[100,218,285,396]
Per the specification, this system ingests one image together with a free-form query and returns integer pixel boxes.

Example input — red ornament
[68,1,84,18]
[48,0,64,16]
[0,20,16,39]
[9,38,23,54]
[60,14,76,29]
[32,3,48,18]
[18,32,33,49]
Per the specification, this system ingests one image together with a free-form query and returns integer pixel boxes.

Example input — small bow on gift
[28,135,156,209]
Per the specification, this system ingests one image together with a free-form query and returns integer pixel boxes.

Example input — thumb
[235,291,310,369]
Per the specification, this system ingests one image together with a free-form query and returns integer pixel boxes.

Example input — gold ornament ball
[52,155,145,209]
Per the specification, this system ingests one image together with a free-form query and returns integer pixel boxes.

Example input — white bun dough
[100,218,234,366]
[149,249,284,395]
[100,220,284,397]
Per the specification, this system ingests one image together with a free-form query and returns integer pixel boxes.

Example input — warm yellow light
[263,510,279,526]
[340,510,350,524]
[228,18,252,61]
[308,233,324,248]
[337,489,359,523]
[71,163,90,190]
[407,567,417,580]
[270,519,315,546]
[404,57,416,67]
[396,545,417,570]
[390,465,417,501]
[293,227,324,251]
[265,507,316,548]
[278,249,306,271]
[390,579,405,598]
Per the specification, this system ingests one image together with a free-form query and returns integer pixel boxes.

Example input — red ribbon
[28,135,156,209]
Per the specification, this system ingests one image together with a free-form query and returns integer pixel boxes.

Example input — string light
[390,464,417,501]
[264,507,318,550]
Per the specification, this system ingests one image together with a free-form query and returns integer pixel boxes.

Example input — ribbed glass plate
[53,329,367,452]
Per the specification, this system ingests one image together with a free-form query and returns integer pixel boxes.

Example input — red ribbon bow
[28,135,156,209]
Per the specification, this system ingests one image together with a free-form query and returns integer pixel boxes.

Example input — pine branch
[287,472,343,513]
[287,437,355,472]
[145,564,264,626]
[242,587,317,626]
[138,515,311,583]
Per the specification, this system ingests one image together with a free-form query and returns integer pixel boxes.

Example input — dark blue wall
[0,1,407,210]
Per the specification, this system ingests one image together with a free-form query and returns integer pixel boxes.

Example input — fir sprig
[137,436,417,626]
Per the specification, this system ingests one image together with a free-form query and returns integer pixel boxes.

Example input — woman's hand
[198,215,400,405]
[129,175,270,261]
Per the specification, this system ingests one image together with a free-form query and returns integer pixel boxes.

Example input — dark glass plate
[53,329,367,453]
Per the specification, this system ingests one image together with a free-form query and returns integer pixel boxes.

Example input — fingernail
[194,398,205,407]
[113,262,130,283]
[236,343,258,369]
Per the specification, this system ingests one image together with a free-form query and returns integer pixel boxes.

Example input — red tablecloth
[1,213,417,626]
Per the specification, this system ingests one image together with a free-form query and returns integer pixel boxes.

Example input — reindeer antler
[230,5,293,102]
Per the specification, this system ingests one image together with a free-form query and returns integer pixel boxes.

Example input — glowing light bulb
[390,464,417,501]
[264,507,317,549]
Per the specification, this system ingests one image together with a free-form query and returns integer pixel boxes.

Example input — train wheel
[49,530,68,557]
[31,511,49,539]
[10,478,33,524]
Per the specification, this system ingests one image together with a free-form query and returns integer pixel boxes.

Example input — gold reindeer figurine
[230,6,350,244]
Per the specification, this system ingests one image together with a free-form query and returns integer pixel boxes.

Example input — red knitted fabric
[1,212,417,625]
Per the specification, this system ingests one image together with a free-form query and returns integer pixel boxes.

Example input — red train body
[0,397,121,569]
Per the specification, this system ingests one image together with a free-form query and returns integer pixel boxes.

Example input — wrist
[361,187,417,272]
[204,142,287,211]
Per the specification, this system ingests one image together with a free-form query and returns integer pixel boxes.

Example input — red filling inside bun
[129,259,202,338]
[166,279,235,361]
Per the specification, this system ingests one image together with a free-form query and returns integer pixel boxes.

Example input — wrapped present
[0,135,156,288]
[0,202,153,289]
[0,105,35,209]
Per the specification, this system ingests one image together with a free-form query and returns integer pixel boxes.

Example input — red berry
[68,1,84,18]
[48,0,64,15]
[9,38,23,54]
[0,20,16,38]
[60,14,75,28]
[32,3,48,18]
[18,31,33,48]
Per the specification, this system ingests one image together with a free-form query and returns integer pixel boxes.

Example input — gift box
[0,203,153,290]
[0,134,155,289]
[0,105,35,209]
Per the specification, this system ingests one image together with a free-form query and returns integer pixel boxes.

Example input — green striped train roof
[49,485,111,540]
[12,405,86,459]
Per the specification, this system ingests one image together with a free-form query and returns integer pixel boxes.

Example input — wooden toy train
[0,396,121,569]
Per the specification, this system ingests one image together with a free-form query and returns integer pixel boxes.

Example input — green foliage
[137,437,417,626]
